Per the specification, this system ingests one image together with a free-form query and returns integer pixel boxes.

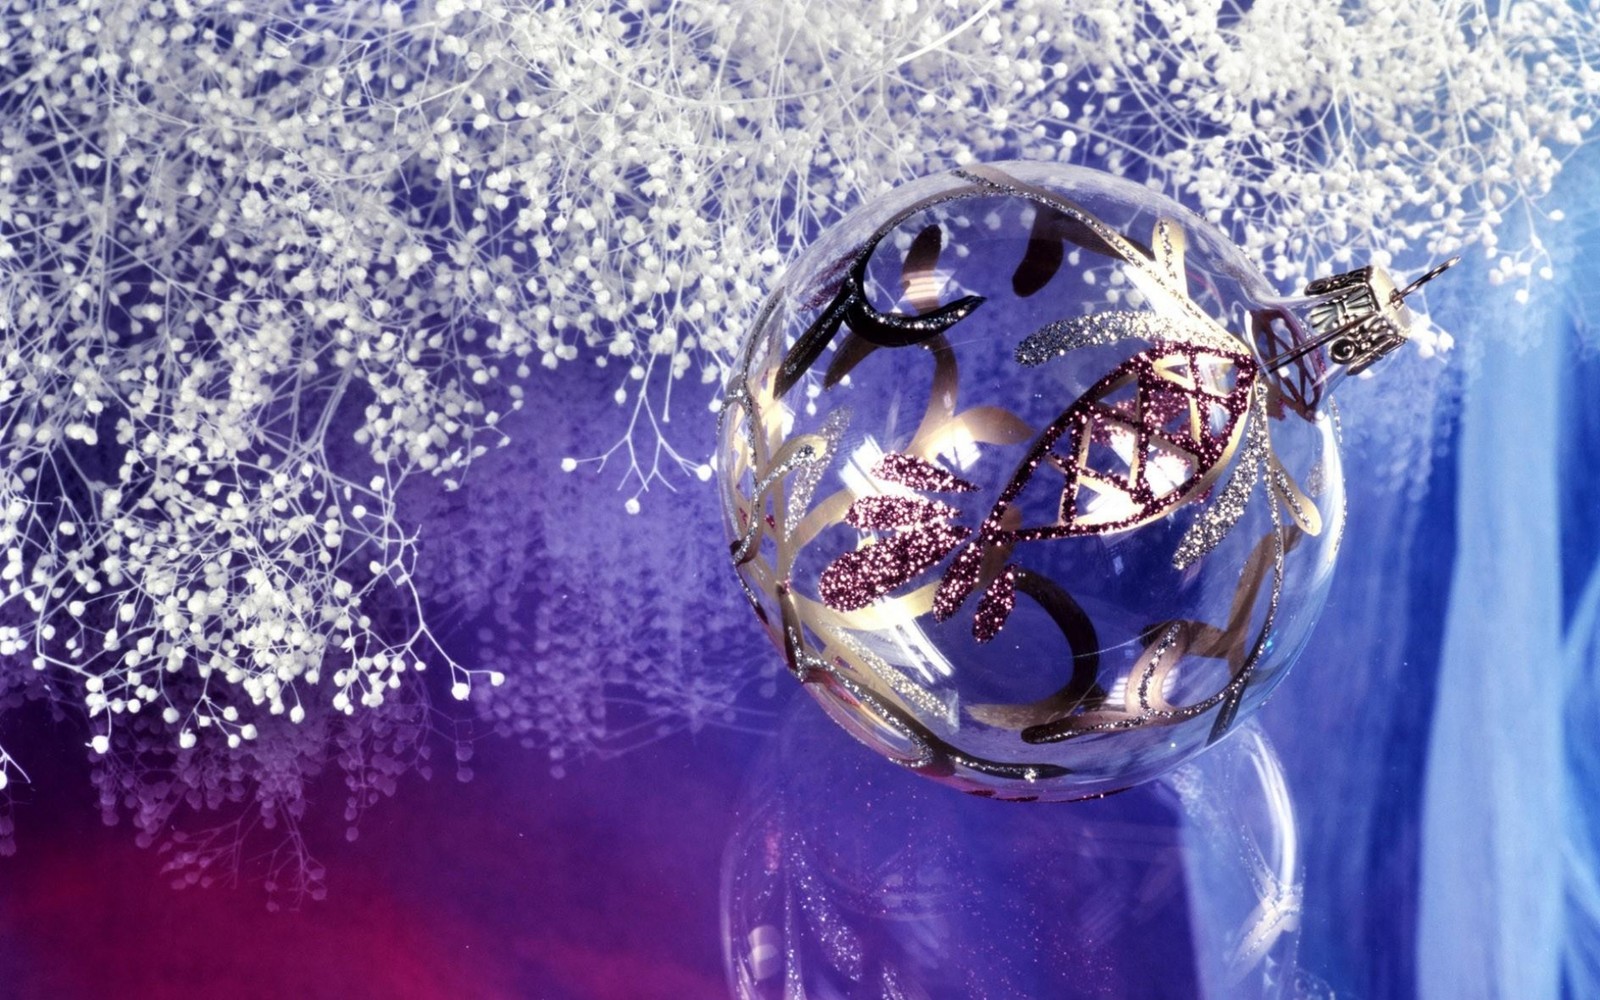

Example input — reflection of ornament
[722,698,1313,999]
[717,162,1453,800]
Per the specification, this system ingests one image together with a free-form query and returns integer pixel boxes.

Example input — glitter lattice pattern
[1025,346,1259,537]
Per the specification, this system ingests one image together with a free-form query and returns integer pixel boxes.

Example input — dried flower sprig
[0,0,1594,890]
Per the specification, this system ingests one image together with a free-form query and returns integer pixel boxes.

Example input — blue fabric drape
[1418,267,1565,1000]
[1417,144,1600,1000]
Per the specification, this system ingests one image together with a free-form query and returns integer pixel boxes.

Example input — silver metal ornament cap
[1299,256,1460,375]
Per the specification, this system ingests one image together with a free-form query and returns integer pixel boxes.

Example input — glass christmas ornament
[716,161,1452,800]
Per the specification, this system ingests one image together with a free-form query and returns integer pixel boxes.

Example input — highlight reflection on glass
[722,697,1329,999]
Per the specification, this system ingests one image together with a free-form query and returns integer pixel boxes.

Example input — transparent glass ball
[717,161,1351,800]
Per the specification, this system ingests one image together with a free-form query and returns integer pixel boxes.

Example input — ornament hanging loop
[1392,255,1461,302]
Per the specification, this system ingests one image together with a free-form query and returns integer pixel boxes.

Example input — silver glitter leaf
[1171,393,1269,570]
[785,405,849,534]
[1015,310,1214,367]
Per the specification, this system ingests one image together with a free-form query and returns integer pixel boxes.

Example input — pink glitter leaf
[932,542,988,622]
[871,452,979,493]
[845,495,958,531]
[819,523,971,612]
[973,565,1018,643]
